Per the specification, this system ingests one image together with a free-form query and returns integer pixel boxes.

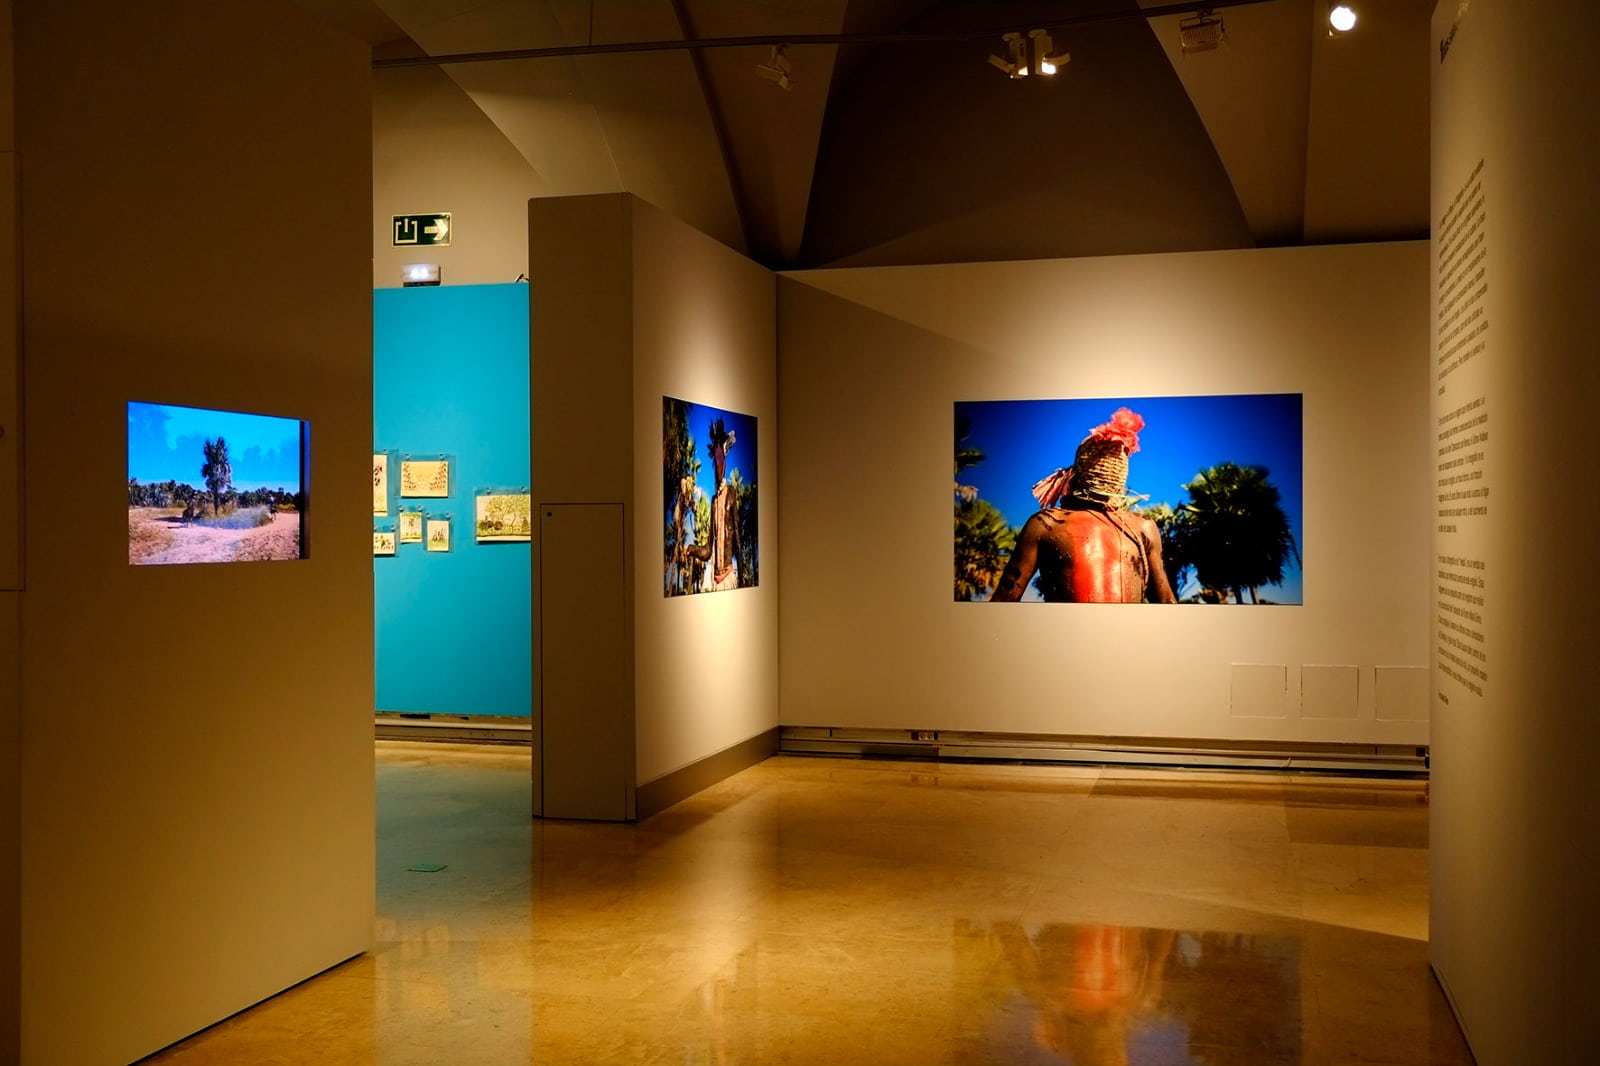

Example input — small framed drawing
[398,511,424,544]
[373,529,396,556]
[373,453,389,516]
[426,518,451,553]
[401,458,450,498]
[475,492,532,543]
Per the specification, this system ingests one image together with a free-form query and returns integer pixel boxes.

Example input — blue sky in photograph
[128,401,303,492]
[957,393,1303,603]
[677,397,758,514]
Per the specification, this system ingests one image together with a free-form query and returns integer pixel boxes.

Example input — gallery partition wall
[1427,1,1600,1061]
[529,194,779,821]
[8,1,374,1063]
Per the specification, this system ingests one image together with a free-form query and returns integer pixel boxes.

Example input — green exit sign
[392,213,451,247]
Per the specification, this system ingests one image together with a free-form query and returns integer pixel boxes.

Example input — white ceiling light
[756,44,792,90]
[1328,3,1358,34]
[1031,29,1070,75]
[989,30,1068,79]
[988,31,1029,78]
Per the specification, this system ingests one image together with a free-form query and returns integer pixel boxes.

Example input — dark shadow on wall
[801,0,1253,268]
[775,277,1039,725]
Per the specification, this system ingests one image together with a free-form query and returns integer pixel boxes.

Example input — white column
[1429,2,1600,1062]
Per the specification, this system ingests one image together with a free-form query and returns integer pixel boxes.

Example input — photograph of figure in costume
[663,396,759,596]
[956,394,1302,604]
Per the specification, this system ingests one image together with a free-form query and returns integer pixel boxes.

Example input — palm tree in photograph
[663,399,700,594]
[955,499,1016,600]
[201,437,232,518]
[1179,462,1299,603]
[688,493,711,591]
[663,398,691,511]
[728,468,758,587]
[953,416,1016,599]
[1139,502,1194,599]
[954,415,984,503]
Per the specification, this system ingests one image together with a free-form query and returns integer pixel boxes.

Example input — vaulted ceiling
[295,0,1432,270]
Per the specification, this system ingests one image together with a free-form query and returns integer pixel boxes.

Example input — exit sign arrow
[393,212,452,247]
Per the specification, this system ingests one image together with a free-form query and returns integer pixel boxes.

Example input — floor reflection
[140,748,1472,1066]
[958,923,1299,1065]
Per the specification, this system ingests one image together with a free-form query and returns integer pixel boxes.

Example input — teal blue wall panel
[374,284,531,717]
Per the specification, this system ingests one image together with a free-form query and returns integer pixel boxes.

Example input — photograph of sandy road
[127,401,305,566]
[128,506,301,564]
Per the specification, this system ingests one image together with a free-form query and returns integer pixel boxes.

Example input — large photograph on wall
[955,394,1302,604]
[128,401,306,565]
[663,395,758,595]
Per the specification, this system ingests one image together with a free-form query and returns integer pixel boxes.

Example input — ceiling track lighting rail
[371,0,1279,70]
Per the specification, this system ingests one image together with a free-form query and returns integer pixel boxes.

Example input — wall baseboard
[375,715,532,745]
[780,726,1427,775]
[636,728,780,820]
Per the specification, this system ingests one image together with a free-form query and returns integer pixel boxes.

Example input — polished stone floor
[144,743,1472,1065]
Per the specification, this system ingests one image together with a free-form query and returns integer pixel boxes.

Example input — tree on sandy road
[201,437,232,518]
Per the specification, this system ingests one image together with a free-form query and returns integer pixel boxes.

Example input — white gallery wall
[630,198,777,786]
[12,2,374,1063]
[373,61,549,288]
[530,193,777,803]
[1428,2,1600,1062]
[779,242,1430,744]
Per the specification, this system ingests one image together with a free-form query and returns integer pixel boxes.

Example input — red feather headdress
[1085,407,1143,455]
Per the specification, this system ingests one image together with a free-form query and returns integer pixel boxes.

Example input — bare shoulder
[1130,511,1163,542]
[1030,507,1072,530]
